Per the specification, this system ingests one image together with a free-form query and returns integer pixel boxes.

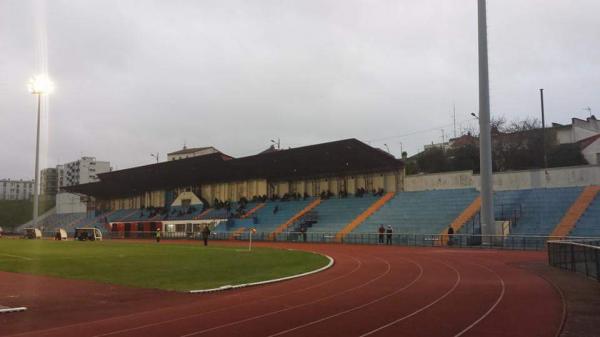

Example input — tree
[416,147,448,173]
[448,144,480,172]
[548,144,588,167]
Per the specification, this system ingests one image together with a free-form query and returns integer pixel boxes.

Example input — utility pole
[540,89,547,169]
[453,103,457,138]
[477,0,495,237]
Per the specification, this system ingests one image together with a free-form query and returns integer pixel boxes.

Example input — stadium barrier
[548,239,600,282]
[94,230,599,251]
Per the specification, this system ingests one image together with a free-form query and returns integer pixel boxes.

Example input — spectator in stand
[378,225,385,244]
[273,205,279,214]
[386,225,393,245]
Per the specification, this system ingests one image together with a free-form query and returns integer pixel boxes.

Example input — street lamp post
[28,75,54,228]
[270,138,280,150]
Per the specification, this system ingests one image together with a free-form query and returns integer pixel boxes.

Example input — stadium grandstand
[32,138,599,245]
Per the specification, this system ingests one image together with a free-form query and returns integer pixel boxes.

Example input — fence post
[584,246,589,277]
[570,244,576,272]
[594,249,600,282]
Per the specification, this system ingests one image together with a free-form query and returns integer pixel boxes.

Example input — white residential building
[553,116,600,164]
[167,146,222,161]
[553,116,600,144]
[56,157,111,214]
[0,179,34,200]
[57,156,111,188]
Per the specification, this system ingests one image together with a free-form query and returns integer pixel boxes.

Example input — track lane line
[87,254,363,337]
[451,261,506,337]
[264,257,424,337]
[176,255,393,337]
[10,252,360,337]
[358,257,462,337]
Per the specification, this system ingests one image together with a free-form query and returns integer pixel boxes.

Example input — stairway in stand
[551,185,600,238]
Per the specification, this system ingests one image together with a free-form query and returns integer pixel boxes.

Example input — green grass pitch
[0,240,329,291]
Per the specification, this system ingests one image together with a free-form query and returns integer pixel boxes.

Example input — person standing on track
[378,224,385,244]
[385,225,393,245]
[155,228,161,243]
[447,226,454,246]
[201,224,211,246]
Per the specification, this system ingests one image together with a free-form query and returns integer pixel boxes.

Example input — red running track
[0,242,563,337]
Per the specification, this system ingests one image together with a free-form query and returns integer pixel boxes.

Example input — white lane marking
[452,262,506,337]
[358,258,462,337]
[0,253,33,261]
[266,257,424,337]
[85,255,363,337]
[189,253,334,293]
[178,256,393,337]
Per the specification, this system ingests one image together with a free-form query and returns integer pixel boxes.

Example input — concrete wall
[56,192,87,214]
[404,171,473,191]
[405,165,600,191]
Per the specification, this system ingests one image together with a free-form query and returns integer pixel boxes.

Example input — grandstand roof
[64,139,403,198]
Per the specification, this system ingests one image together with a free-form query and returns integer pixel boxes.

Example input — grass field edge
[188,252,334,294]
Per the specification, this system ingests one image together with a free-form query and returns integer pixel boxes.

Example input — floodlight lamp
[28,74,54,95]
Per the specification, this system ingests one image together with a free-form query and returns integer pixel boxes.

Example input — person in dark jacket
[201,225,211,246]
[300,226,307,242]
[378,225,385,244]
[447,226,454,246]
[385,225,393,245]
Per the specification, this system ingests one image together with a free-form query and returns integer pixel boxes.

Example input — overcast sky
[1,0,599,180]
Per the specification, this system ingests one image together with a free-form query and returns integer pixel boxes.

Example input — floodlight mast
[477,0,494,238]
[28,75,54,228]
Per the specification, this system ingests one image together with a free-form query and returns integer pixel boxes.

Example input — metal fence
[548,239,600,281]
[100,230,599,251]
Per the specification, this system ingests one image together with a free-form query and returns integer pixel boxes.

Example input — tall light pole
[540,89,547,169]
[477,0,495,237]
[28,74,54,228]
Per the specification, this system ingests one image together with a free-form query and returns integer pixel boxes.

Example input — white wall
[171,191,203,206]
[405,165,600,192]
[56,192,87,214]
[582,138,600,165]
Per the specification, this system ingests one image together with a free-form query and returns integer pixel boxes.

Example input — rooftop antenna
[583,106,592,117]
[383,143,391,153]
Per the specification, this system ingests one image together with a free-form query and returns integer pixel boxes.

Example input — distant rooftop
[167,146,214,156]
